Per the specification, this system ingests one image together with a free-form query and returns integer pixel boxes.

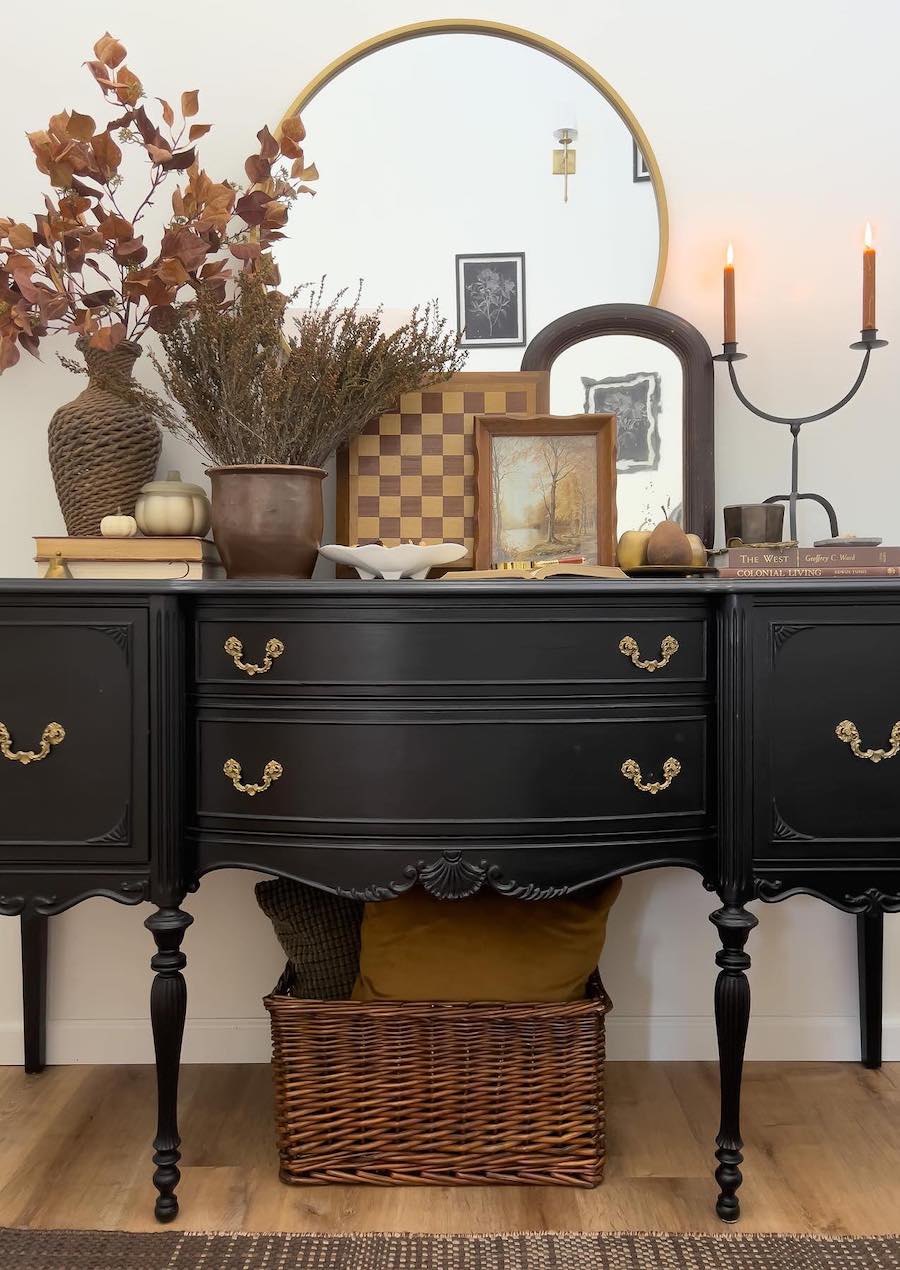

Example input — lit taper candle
[724,242,736,344]
[863,222,876,331]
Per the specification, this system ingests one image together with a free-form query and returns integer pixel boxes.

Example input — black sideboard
[1,577,898,1223]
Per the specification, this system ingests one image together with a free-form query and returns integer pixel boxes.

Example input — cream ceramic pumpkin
[100,511,138,538]
[134,471,211,537]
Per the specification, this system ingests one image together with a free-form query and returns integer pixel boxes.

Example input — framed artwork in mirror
[521,304,714,546]
[633,139,651,182]
[473,413,617,569]
[456,253,526,349]
[582,370,662,473]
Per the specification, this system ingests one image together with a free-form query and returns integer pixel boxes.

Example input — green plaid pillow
[255,877,363,1000]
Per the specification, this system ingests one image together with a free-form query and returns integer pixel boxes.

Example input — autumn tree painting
[491,433,599,564]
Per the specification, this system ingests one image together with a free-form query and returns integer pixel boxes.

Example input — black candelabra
[713,327,888,541]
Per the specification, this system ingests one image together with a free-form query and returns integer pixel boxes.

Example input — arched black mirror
[521,304,714,545]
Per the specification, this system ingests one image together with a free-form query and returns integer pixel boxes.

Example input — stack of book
[715,544,900,579]
[35,535,223,580]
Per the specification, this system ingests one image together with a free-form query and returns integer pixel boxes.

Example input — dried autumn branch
[0,32,316,372]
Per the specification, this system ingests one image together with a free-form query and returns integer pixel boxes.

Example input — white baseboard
[1,1015,898,1066]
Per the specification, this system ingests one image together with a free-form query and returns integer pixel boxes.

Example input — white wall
[0,0,898,1064]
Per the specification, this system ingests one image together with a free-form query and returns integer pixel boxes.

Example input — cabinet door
[752,604,900,861]
[0,607,148,862]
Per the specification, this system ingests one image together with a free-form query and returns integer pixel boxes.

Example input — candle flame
[726,242,734,267]
[865,222,874,249]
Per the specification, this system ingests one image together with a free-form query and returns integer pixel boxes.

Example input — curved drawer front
[195,607,709,696]
[0,608,147,860]
[754,605,900,851]
[195,706,710,839]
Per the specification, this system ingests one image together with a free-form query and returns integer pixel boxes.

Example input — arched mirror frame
[277,19,669,307]
[521,304,715,546]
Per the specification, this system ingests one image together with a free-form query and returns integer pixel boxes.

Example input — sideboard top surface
[2,577,900,599]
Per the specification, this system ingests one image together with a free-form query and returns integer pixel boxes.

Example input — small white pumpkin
[100,510,138,538]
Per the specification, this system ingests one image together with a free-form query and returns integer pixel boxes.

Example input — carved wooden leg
[857,909,883,1069]
[146,906,193,1222]
[21,910,48,1075]
[710,902,758,1222]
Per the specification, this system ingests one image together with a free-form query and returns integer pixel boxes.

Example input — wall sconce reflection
[552,127,577,203]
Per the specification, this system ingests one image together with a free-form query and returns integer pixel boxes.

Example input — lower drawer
[194,706,711,839]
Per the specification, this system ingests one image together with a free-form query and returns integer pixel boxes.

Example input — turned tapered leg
[710,902,758,1222]
[21,911,48,1074]
[857,909,883,1069]
[146,906,193,1222]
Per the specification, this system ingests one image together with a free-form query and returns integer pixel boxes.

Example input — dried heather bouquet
[147,273,467,468]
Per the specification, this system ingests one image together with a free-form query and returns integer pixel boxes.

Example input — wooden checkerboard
[337,371,549,567]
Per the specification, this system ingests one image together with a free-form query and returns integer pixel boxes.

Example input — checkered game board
[339,373,549,567]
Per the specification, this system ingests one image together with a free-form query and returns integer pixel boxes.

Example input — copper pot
[207,465,326,580]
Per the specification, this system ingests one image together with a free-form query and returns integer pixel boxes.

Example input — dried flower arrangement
[144,272,467,469]
[0,31,317,371]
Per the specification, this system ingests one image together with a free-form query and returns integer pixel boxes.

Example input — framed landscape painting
[473,414,617,569]
[455,252,526,348]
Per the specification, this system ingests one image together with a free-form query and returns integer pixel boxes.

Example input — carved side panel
[149,598,187,908]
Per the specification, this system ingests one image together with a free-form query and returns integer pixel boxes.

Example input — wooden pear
[647,508,693,566]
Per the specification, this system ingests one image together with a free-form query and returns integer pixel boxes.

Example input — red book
[719,545,900,568]
[716,565,900,578]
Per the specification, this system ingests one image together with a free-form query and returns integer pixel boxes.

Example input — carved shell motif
[417,851,488,900]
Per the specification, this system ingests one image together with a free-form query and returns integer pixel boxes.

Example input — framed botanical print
[473,414,617,569]
[582,369,662,472]
[336,370,549,571]
[455,252,526,348]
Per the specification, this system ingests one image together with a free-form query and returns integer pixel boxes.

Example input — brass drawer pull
[621,756,681,794]
[0,721,65,765]
[619,634,679,673]
[224,636,284,677]
[223,757,283,796]
[835,719,900,764]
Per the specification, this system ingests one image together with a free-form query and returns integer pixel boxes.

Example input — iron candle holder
[713,327,888,541]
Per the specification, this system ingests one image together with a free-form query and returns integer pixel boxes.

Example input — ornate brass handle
[618,634,679,673]
[835,719,900,764]
[224,636,284,677]
[621,756,681,795]
[0,721,65,765]
[223,757,283,796]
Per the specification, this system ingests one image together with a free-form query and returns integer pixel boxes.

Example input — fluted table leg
[710,902,758,1222]
[146,905,193,1222]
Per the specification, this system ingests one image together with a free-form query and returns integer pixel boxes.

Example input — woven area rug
[2,1230,899,1270]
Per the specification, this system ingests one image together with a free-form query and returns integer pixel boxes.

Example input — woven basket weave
[48,340,161,536]
[265,965,609,1188]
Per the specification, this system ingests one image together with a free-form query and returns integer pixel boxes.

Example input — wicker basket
[264,964,610,1187]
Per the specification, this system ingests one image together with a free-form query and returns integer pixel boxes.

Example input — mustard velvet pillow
[353,878,622,1003]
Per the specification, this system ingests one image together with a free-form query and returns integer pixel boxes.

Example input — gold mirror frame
[276,19,668,306]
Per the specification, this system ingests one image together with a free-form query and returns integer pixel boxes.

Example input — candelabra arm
[726,351,871,428]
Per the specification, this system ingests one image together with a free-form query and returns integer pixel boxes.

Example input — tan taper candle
[724,243,736,344]
[863,222,876,330]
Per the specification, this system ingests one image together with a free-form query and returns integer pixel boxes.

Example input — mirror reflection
[278,33,663,370]
[550,335,684,529]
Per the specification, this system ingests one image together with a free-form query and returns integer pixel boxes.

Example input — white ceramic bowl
[318,542,467,579]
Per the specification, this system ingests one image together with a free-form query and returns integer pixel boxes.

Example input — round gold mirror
[276,21,667,369]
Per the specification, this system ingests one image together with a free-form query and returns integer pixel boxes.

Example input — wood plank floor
[0,1061,898,1235]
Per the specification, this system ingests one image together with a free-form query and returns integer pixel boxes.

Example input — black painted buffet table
[1,577,898,1223]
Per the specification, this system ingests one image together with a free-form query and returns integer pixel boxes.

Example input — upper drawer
[193,607,710,696]
[752,603,900,851]
[0,607,148,861]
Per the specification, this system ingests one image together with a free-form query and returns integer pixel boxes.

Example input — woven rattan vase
[48,340,161,536]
